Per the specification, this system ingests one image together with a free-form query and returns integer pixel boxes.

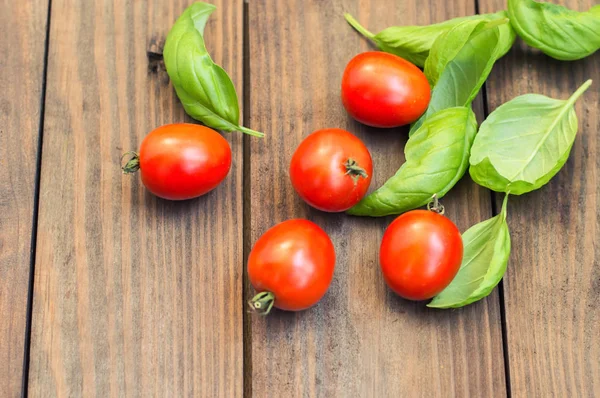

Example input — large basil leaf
[348,107,477,217]
[508,0,600,61]
[164,2,263,137]
[428,195,511,309]
[344,11,515,68]
[410,19,505,134]
[469,80,592,195]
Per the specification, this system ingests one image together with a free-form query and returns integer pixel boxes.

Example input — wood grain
[479,0,600,396]
[247,0,505,396]
[0,0,49,396]
[27,0,244,396]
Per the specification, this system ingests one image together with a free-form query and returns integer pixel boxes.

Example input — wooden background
[0,0,598,396]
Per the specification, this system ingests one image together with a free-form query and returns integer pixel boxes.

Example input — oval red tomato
[380,210,463,300]
[122,123,231,200]
[248,219,336,314]
[290,128,373,212]
[341,51,431,128]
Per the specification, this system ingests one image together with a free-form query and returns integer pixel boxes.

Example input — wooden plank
[0,0,49,396]
[27,0,244,396]
[247,0,506,395]
[478,0,600,396]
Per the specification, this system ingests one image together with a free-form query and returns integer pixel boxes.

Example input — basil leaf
[410,19,506,134]
[348,107,477,217]
[424,19,488,86]
[470,80,592,195]
[163,2,263,137]
[344,11,515,68]
[428,195,511,309]
[508,0,600,61]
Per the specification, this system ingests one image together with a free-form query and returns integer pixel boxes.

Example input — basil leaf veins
[470,80,592,195]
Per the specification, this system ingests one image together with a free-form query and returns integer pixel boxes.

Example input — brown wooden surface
[27,0,244,396]
[480,0,600,396]
[1,0,599,396]
[0,0,49,396]
[247,1,505,396]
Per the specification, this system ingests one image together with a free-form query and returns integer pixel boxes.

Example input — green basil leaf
[428,195,511,309]
[348,107,477,217]
[344,11,515,68]
[508,0,600,61]
[163,2,263,137]
[470,79,592,195]
[424,19,489,86]
[410,19,506,134]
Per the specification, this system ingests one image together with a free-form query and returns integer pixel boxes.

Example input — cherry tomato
[248,219,336,314]
[380,210,463,300]
[122,123,231,200]
[289,128,373,212]
[341,51,431,128]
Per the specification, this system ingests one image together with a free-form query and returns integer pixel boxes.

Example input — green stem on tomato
[121,151,140,174]
[345,158,368,184]
[426,194,445,215]
[344,13,375,40]
[248,291,275,316]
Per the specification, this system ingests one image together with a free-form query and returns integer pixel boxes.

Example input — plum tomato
[341,51,431,128]
[380,210,463,300]
[290,128,372,212]
[122,123,231,200]
[248,219,336,315]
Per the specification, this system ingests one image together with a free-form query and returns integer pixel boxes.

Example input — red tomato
[122,124,231,200]
[380,210,463,300]
[289,128,373,212]
[248,219,336,314]
[341,51,431,128]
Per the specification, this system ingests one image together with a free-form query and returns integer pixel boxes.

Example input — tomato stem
[121,151,140,174]
[248,291,275,316]
[427,194,445,215]
[345,158,368,184]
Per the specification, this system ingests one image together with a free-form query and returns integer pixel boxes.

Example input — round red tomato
[341,51,431,128]
[248,219,336,314]
[380,210,463,300]
[122,123,231,200]
[290,128,373,212]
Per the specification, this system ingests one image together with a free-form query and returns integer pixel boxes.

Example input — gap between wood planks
[482,50,513,398]
[21,0,53,396]
[474,0,511,395]
[242,2,253,397]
